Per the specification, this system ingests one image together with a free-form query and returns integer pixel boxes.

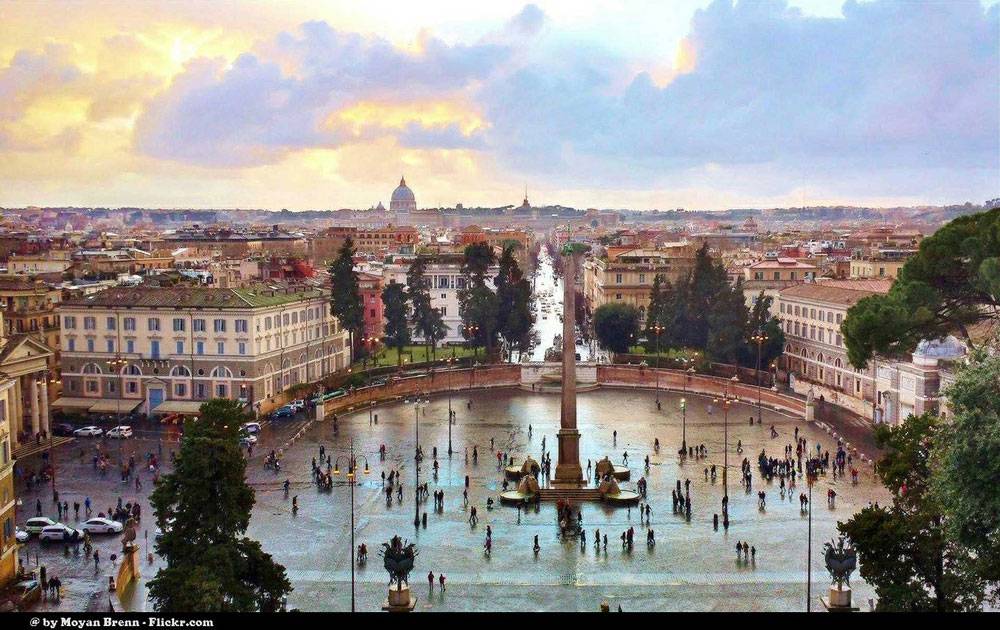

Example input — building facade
[56,286,351,416]
[0,372,17,589]
[583,243,699,319]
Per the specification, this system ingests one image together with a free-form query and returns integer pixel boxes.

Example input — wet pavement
[14,387,888,612]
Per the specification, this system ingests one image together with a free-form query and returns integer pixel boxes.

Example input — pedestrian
[94,549,100,570]
[428,571,434,590]
[439,573,446,591]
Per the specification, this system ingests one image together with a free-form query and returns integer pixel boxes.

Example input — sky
[0,0,997,211]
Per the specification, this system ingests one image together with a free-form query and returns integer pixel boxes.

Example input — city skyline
[1,0,998,211]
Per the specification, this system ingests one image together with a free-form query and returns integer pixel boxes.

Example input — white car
[73,426,103,437]
[81,517,123,534]
[15,527,30,543]
[38,524,84,542]
[239,434,258,446]
[23,517,57,534]
[289,399,306,412]
[241,422,262,435]
[106,426,133,439]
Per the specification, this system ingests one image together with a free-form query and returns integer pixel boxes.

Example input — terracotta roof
[778,280,890,306]
[62,285,325,309]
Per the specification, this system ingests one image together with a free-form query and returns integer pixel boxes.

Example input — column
[553,248,583,487]
[39,378,50,437]
[30,377,40,437]
[12,378,23,446]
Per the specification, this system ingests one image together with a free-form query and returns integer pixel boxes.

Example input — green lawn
[355,344,478,368]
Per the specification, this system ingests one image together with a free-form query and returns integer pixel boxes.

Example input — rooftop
[62,285,325,309]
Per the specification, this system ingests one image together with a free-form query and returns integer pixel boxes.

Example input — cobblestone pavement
[14,389,888,612]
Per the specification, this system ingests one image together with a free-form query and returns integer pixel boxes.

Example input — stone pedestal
[822,586,858,612]
[383,583,416,612]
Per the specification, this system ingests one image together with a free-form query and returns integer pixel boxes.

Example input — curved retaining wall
[321,364,806,420]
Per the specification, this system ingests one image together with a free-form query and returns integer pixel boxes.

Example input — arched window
[834,358,842,369]
[122,364,142,376]
[211,366,233,378]
[170,365,191,377]
[82,363,102,374]
[281,358,290,369]
[817,353,824,365]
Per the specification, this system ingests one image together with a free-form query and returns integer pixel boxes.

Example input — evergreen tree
[706,279,749,364]
[328,237,363,358]
[496,245,534,361]
[149,399,291,612]
[593,303,641,354]
[406,257,436,360]
[381,282,410,366]
[459,243,499,355]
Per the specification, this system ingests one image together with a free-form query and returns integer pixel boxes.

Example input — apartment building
[0,277,61,386]
[741,258,819,314]
[777,279,891,417]
[382,254,498,345]
[56,285,351,416]
[0,370,17,590]
[582,242,699,318]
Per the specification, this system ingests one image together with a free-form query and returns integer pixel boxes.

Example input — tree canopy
[329,237,364,351]
[459,243,500,353]
[149,399,291,612]
[381,282,410,366]
[843,208,1000,369]
[593,302,640,353]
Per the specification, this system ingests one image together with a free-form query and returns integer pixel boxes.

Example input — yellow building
[583,242,698,319]
[849,256,908,280]
[0,313,20,589]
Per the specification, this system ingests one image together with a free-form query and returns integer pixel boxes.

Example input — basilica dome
[390,176,416,212]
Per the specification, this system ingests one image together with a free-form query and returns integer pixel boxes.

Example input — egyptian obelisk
[553,246,583,487]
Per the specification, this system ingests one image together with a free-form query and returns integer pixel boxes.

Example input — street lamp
[43,368,60,498]
[412,398,427,527]
[652,324,664,408]
[333,438,370,613]
[713,375,739,503]
[750,331,767,425]
[108,356,129,461]
[681,364,695,453]
[467,325,480,363]
[444,356,456,455]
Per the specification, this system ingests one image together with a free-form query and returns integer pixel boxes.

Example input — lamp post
[713,375,739,502]
[750,331,767,425]
[467,325,480,363]
[806,462,818,611]
[681,364,695,453]
[445,356,456,455]
[108,356,129,462]
[652,324,664,408]
[413,398,426,527]
[43,368,60,497]
[333,439,370,613]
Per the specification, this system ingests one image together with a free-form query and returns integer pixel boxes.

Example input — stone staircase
[537,486,602,502]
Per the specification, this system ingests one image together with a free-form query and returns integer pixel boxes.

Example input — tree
[593,303,640,354]
[406,257,438,361]
[843,208,1000,369]
[643,274,666,352]
[329,237,364,358]
[838,413,985,611]
[706,278,749,364]
[931,352,1000,604]
[682,244,730,348]
[741,292,786,368]
[149,399,291,612]
[459,243,500,355]
[381,282,410,367]
[495,244,534,361]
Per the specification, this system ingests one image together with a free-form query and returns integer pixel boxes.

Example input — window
[68,338,75,352]
[196,341,204,355]
[106,317,116,330]
[196,383,207,399]
[64,316,76,329]
[127,382,137,394]
[176,341,184,354]
[124,317,135,331]
[84,316,96,330]
[217,342,225,355]
[148,318,161,332]
[615,273,623,283]
[126,339,135,354]
[106,340,114,353]
[86,338,94,352]
[173,318,185,332]
[265,317,272,330]
[235,319,248,333]
[238,342,247,355]
[150,340,160,359]
[193,319,206,332]
[213,319,226,333]
[216,384,227,398]
[170,366,191,377]
[175,383,187,397]
[86,380,98,393]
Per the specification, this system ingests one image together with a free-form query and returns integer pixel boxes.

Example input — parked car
[105,426,133,439]
[239,434,258,447]
[241,422,262,435]
[52,423,76,437]
[81,517,123,534]
[288,399,306,412]
[38,524,83,542]
[73,426,103,437]
[23,517,57,534]
[271,406,295,420]
[15,527,30,543]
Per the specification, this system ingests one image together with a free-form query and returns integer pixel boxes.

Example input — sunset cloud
[0,0,996,210]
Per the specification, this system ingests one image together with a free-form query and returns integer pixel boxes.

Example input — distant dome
[913,335,967,364]
[390,176,416,212]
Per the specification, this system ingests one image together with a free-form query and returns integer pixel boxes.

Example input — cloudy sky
[0,0,997,211]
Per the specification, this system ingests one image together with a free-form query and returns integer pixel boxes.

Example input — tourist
[428,571,435,590]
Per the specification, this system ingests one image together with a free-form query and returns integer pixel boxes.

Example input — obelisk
[553,245,583,486]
